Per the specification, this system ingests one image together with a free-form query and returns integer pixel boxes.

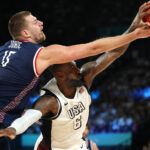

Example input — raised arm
[80,2,150,89]
[36,2,150,75]
[0,94,58,139]
[81,47,127,89]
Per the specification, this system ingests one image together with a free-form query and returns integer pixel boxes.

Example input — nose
[38,20,43,26]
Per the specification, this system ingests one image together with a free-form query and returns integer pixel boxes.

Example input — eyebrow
[32,17,37,22]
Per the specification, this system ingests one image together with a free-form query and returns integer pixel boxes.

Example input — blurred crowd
[89,57,150,134]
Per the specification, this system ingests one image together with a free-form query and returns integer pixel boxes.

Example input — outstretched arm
[36,2,150,75]
[0,94,58,139]
[81,2,150,89]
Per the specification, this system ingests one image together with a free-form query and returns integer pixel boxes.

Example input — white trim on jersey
[33,47,44,77]
[34,133,43,150]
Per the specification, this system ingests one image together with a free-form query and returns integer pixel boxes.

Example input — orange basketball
[143,9,150,23]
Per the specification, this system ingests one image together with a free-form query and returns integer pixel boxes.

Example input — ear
[21,30,31,38]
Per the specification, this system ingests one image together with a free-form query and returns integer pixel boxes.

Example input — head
[8,11,46,43]
[51,62,84,88]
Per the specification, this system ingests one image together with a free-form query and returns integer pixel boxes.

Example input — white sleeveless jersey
[38,78,91,150]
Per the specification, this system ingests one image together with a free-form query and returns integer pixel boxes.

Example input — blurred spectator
[83,124,99,150]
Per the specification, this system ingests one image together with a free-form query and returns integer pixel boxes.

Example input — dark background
[1,0,150,150]
[0,0,150,85]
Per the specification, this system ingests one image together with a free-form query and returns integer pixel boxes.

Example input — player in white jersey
[34,75,91,150]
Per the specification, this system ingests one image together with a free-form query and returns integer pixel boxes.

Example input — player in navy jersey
[1,2,150,150]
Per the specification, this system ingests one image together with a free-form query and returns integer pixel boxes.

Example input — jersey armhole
[33,47,44,77]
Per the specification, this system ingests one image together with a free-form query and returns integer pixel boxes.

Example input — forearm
[9,109,42,135]
[107,24,138,57]
[85,30,139,56]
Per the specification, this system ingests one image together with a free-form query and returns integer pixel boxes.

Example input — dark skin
[33,53,126,118]
[0,1,150,139]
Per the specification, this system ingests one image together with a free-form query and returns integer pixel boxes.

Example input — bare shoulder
[35,44,69,75]
[38,44,67,59]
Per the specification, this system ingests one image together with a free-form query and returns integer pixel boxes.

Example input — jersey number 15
[1,51,16,67]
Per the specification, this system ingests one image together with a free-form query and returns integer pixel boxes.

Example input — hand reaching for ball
[129,1,150,32]
[143,8,150,23]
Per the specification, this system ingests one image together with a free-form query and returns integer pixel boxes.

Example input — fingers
[36,120,41,125]
[140,25,150,38]
[8,134,16,140]
[140,2,150,13]
[0,132,16,140]
[140,22,150,29]
[141,10,150,18]
[0,128,16,140]
[138,2,150,20]
[0,131,9,138]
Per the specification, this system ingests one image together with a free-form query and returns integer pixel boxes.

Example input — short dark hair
[8,11,31,39]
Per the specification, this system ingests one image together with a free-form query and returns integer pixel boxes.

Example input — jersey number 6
[74,115,82,130]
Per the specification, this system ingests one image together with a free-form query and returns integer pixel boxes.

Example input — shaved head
[51,61,76,75]
[50,62,83,88]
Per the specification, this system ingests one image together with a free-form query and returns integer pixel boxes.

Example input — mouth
[78,74,82,80]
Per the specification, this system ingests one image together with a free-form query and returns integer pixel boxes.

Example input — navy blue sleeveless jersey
[0,40,44,127]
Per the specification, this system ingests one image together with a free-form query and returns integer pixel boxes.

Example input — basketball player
[1,2,150,150]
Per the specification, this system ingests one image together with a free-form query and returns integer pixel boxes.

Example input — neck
[57,82,76,99]
[15,37,37,44]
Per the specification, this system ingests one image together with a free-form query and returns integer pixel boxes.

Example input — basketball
[143,9,150,23]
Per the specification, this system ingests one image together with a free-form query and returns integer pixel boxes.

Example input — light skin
[17,2,150,76]
[0,1,150,140]
[83,126,99,150]
[21,15,46,44]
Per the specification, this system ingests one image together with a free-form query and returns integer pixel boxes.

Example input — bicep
[38,43,95,65]
[36,43,98,75]
[43,44,92,64]
[32,94,58,117]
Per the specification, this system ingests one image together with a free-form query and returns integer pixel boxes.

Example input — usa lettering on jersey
[67,102,85,119]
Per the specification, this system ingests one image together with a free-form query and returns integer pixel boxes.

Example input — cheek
[32,26,40,33]
[69,74,78,79]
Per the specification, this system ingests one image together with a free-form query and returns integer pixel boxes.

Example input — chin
[37,35,46,44]
[42,33,46,41]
